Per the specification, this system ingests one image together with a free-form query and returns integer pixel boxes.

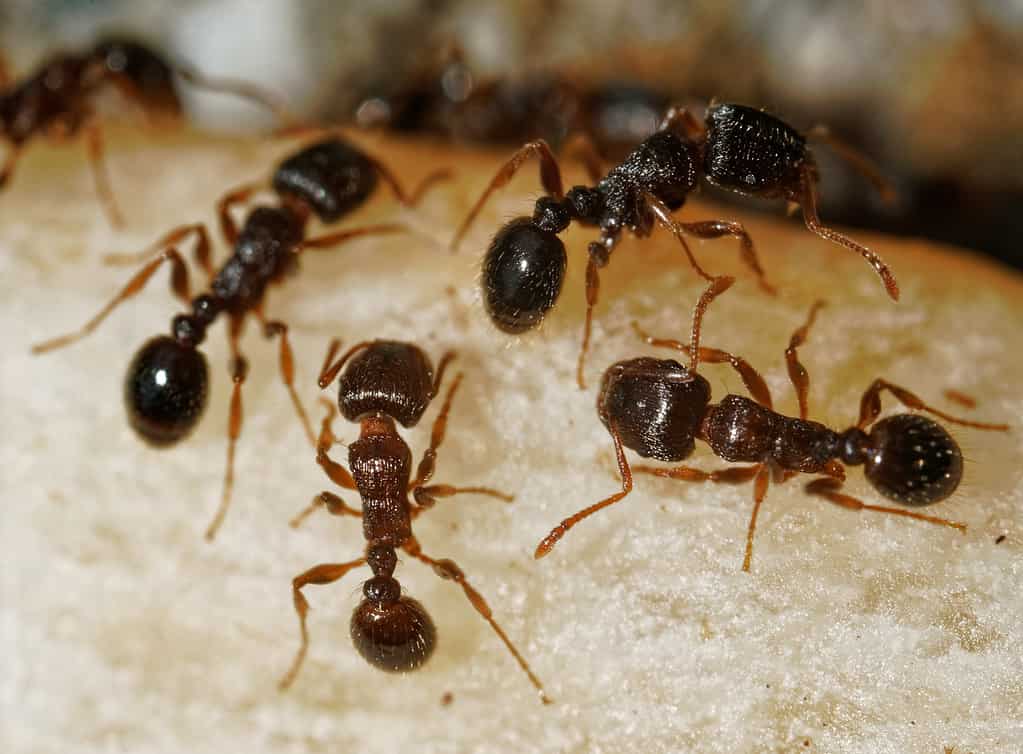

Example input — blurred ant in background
[1,35,288,226]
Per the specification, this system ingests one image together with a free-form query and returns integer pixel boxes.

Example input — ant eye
[482,218,567,334]
[350,596,436,673]
[123,336,209,446]
[865,415,963,506]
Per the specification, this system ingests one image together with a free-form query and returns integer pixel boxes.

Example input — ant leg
[204,319,248,541]
[644,194,717,285]
[278,558,368,691]
[403,537,551,704]
[796,164,900,302]
[173,64,295,127]
[104,223,214,282]
[430,350,456,398]
[805,125,897,205]
[784,300,825,420]
[216,182,264,246]
[299,223,413,252]
[943,389,977,410]
[409,372,464,491]
[561,131,604,182]
[31,246,191,354]
[403,167,455,207]
[260,318,316,447]
[804,478,966,532]
[412,484,514,514]
[84,121,124,228]
[631,321,773,409]
[857,379,1010,431]
[536,422,633,559]
[289,490,362,528]
[0,144,20,190]
[658,105,706,141]
[316,338,373,390]
[450,140,564,251]
[631,464,760,484]
[677,220,775,294]
[742,464,771,572]
[312,398,358,489]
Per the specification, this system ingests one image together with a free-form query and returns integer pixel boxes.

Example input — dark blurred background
[3,0,1021,269]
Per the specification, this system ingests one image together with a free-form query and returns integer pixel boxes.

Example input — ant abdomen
[351,583,437,673]
[862,414,964,506]
[597,358,711,462]
[123,336,209,446]
[272,139,378,223]
[482,217,567,334]
[338,341,435,427]
[703,103,808,199]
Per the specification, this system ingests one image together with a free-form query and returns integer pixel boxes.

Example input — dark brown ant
[31,135,449,540]
[535,276,1008,571]
[0,35,288,226]
[451,103,897,388]
[278,339,550,704]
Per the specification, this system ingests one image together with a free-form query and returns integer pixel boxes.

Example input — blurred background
[3,0,1022,269]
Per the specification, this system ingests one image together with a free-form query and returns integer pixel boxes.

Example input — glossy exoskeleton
[535,277,1008,571]
[1,35,287,226]
[32,135,449,539]
[278,339,550,703]
[452,102,897,388]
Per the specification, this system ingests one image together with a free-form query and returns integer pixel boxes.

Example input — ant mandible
[535,275,1008,571]
[32,134,450,540]
[451,102,897,389]
[1,35,288,226]
[278,339,550,704]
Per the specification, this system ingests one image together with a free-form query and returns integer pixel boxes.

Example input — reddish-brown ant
[535,276,1009,571]
[279,339,550,704]
[31,135,449,540]
[451,103,896,388]
[0,35,288,226]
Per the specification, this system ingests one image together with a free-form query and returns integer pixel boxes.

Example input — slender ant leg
[857,379,1010,432]
[85,119,124,228]
[278,558,368,691]
[804,477,967,532]
[261,317,316,447]
[103,224,214,283]
[204,317,248,541]
[535,421,633,559]
[31,245,192,354]
[403,536,551,704]
[451,140,564,251]
[784,300,825,420]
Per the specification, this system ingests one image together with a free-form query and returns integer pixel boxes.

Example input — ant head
[598,358,711,462]
[703,103,807,200]
[92,37,182,117]
[481,217,567,334]
[848,415,963,506]
[338,341,435,428]
[272,138,378,223]
[123,336,208,446]
[351,577,437,673]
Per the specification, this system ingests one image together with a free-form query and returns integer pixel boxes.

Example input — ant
[278,339,550,704]
[1,35,288,226]
[31,134,450,540]
[451,102,897,389]
[534,275,1009,571]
